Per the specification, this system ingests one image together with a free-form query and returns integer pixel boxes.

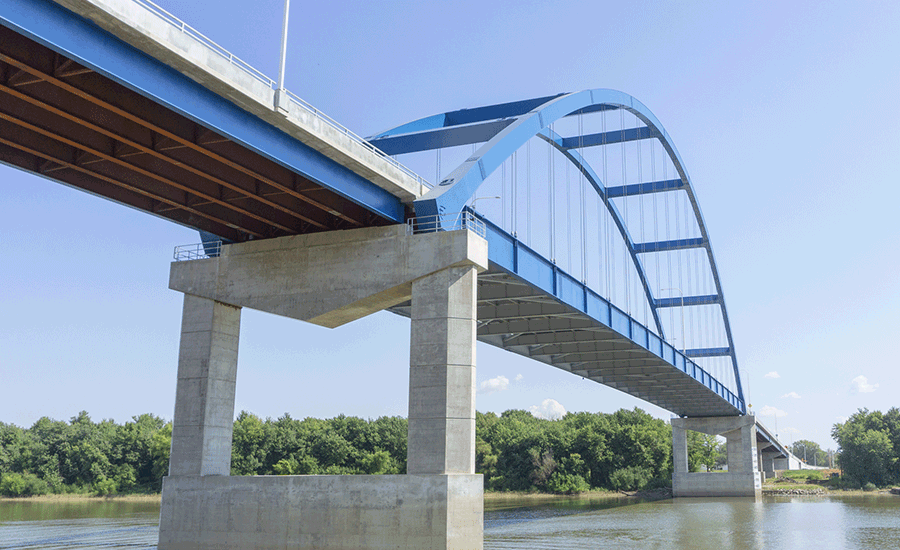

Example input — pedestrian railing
[133,0,430,190]
[174,241,221,261]
[406,211,486,237]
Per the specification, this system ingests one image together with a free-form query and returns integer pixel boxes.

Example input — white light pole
[741,369,752,414]
[470,196,501,211]
[275,0,291,113]
[661,287,685,356]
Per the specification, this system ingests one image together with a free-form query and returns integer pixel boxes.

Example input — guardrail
[406,211,486,238]
[174,241,221,261]
[133,0,430,190]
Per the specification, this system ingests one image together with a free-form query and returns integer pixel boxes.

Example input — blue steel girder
[633,237,706,254]
[372,89,744,408]
[655,295,720,308]
[606,178,685,198]
[686,347,732,358]
[0,0,405,226]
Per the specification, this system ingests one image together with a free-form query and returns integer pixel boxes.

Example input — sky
[1,0,898,450]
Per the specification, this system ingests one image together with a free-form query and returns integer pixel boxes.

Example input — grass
[780,470,825,481]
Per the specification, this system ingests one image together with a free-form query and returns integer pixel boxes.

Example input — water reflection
[0,499,159,549]
[1,495,898,549]
[484,495,900,550]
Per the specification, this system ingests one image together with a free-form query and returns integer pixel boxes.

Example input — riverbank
[0,493,161,503]
[484,487,672,510]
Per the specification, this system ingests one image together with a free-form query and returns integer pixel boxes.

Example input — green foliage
[0,472,49,497]
[474,407,672,493]
[863,482,876,492]
[832,408,900,487]
[781,469,823,481]
[609,466,653,491]
[93,477,117,496]
[546,472,590,494]
[1,407,679,496]
[791,439,828,467]
[687,431,724,472]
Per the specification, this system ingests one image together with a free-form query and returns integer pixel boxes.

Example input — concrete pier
[158,225,487,550]
[168,295,241,477]
[672,415,762,498]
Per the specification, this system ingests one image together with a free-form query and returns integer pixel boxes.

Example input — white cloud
[515,374,523,382]
[781,426,801,435]
[764,371,781,379]
[478,375,509,394]
[851,375,878,393]
[758,405,787,418]
[781,391,801,399]
[529,399,567,420]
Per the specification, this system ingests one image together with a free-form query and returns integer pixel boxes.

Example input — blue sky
[1,0,898,450]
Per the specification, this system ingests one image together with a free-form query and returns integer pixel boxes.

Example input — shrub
[93,477,117,496]
[546,472,590,494]
[609,466,652,491]
[0,472,50,496]
[863,482,876,492]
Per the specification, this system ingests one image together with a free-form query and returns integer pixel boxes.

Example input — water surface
[1,494,898,549]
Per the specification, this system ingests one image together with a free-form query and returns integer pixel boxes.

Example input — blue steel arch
[371,89,744,407]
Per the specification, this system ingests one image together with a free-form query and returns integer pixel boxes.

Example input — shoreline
[2,487,895,503]
[0,493,161,503]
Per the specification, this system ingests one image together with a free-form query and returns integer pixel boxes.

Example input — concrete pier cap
[169,224,488,328]
[161,224,488,550]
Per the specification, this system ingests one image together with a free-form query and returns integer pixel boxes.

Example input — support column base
[158,474,483,550]
[672,472,762,497]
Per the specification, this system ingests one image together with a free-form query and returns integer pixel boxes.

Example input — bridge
[0,0,795,548]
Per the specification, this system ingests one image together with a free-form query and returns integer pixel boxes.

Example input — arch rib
[373,89,745,409]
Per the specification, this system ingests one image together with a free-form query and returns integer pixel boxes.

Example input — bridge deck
[392,221,743,418]
[1,0,427,242]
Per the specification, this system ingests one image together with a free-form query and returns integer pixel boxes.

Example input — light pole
[470,196,501,211]
[741,369,752,414]
[660,287,685,356]
[275,0,291,112]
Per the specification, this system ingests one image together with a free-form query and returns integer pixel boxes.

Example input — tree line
[832,408,900,488]
[2,407,788,497]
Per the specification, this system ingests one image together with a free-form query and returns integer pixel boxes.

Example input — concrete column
[671,415,761,498]
[672,420,688,473]
[168,294,241,476]
[407,265,477,475]
[761,451,778,479]
[744,424,759,473]
[725,428,744,473]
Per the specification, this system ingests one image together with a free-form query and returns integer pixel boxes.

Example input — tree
[832,409,897,487]
[687,431,724,472]
[791,439,827,466]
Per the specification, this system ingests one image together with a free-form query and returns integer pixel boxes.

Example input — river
[1,494,898,549]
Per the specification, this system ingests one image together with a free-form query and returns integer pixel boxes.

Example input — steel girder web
[369,89,745,411]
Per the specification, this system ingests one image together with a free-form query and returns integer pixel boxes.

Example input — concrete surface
[168,295,241,476]
[160,225,487,548]
[408,266,477,475]
[158,474,483,550]
[169,225,488,328]
[672,415,762,498]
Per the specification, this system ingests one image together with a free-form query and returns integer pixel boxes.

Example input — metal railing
[132,0,430,190]
[174,241,221,261]
[407,211,486,238]
[283,90,431,189]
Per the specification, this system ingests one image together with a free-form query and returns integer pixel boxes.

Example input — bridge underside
[0,25,385,242]
[390,262,739,418]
